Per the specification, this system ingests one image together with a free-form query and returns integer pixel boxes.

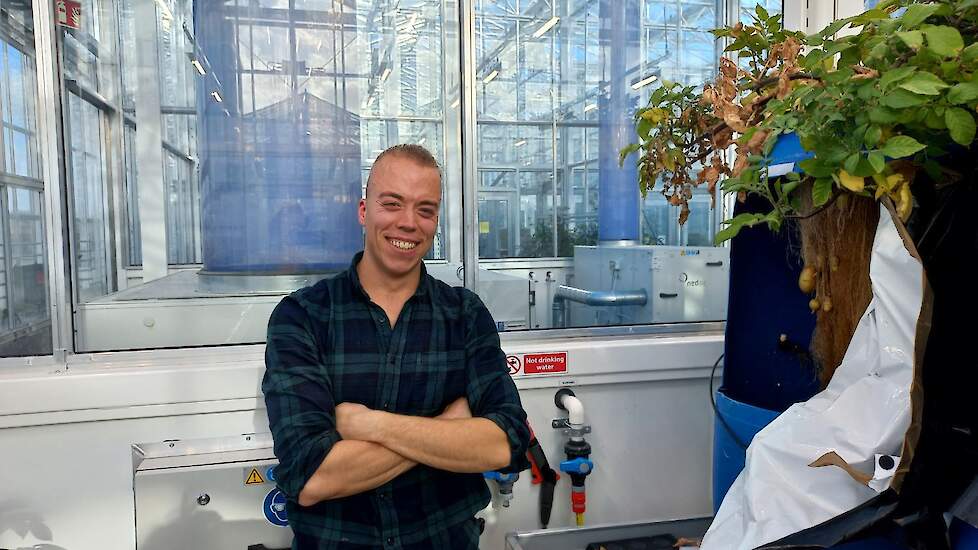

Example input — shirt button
[383,401,390,410]
[386,537,394,546]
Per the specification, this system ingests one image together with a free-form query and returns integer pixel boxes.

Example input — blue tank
[195,3,362,274]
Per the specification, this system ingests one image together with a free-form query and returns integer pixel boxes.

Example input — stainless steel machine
[132,434,292,550]
[557,246,729,328]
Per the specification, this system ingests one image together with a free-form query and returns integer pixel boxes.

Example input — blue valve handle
[559,458,594,475]
[484,471,520,483]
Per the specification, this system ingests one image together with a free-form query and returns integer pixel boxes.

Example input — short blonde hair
[366,144,441,195]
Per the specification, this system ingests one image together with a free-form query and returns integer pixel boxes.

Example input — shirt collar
[348,251,430,301]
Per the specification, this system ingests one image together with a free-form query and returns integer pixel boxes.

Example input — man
[263,144,531,549]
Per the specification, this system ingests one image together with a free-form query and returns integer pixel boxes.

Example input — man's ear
[358,198,367,225]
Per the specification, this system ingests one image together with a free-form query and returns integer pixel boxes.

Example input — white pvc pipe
[560,393,585,427]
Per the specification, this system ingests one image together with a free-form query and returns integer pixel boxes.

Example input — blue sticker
[263,488,289,527]
[266,466,276,482]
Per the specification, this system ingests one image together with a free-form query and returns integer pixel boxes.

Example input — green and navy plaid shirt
[263,252,531,549]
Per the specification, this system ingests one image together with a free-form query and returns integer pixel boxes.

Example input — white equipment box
[568,245,729,327]
[133,434,292,550]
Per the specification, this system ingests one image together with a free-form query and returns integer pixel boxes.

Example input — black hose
[709,353,750,450]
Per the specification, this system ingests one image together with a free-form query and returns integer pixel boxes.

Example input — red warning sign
[56,0,82,29]
[506,355,522,375]
[523,352,567,375]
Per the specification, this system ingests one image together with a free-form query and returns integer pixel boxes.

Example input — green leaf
[896,30,924,49]
[868,151,886,173]
[898,71,950,95]
[881,135,927,158]
[817,17,852,38]
[715,213,766,244]
[922,25,965,57]
[945,107,977,146]
[852,8,889,25]
[879,66,917,89]
[619,143,640,166]
[881,89,931,108]
[963,43,978,63]
[864,125,883,147]
[755,3,769,20]
[798,157,833,178]
[869,107,900,124]
[900,3,940,29]
[637,118,653,140]
[844,153,861,174]
[947,81,978,105]
[812,178,833,207]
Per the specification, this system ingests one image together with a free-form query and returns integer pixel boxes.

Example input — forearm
[369,414,511,473]
[298,439,416,506]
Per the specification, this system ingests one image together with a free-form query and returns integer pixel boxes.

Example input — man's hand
[335,402,382,442]
[439,397,472,420]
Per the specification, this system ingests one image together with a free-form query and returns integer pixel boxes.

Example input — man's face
[359,156,441,279]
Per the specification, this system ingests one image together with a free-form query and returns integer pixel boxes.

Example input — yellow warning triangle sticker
[245,468,265,485]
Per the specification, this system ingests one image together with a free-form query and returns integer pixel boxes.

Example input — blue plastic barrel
[712,388,781,512]
[952,518,978,549]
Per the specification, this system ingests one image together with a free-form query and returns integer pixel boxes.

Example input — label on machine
[506,352,568,376]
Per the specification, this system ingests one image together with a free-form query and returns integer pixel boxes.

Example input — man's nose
[396,209,418,231]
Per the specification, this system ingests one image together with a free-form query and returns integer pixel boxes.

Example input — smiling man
[263,144,530,549]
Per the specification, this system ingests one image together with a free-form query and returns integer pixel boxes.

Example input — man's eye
[382,202,401,208]
[419,209,436,218]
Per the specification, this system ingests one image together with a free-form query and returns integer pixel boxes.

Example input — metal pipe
[460,0,480,291]
[554,285,647,307]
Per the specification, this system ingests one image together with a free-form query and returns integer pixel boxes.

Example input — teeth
[389,239,417,250]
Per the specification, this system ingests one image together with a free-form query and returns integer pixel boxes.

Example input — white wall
[0,332,722,550]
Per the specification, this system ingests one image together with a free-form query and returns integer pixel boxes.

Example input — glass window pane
[12,131,30,177]
[474,0,732,331]
[0,1,51,359]
[6,46,28,128]
[68,93,111,302]
[1,186,52,357]
[75,0,458,352]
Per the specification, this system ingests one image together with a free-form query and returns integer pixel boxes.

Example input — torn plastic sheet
[701,205,923,550]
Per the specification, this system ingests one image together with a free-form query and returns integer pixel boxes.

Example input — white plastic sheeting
[702,205,923,549]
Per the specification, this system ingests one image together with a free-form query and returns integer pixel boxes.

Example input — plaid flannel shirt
[263,252,531,549]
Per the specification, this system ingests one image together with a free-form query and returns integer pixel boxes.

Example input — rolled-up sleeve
[262,296,340,500]
[462,290,531,473]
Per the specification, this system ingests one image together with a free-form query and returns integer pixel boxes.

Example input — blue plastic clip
[484,471,520,483]
[559,458,594,475]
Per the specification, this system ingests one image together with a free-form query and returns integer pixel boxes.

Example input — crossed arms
[296,397,511,506]
[262,293,530,508]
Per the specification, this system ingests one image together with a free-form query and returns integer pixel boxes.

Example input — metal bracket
[552,418,591,437]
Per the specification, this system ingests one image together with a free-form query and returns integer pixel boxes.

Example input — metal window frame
[35,0,74,362]
[2,0,817,368]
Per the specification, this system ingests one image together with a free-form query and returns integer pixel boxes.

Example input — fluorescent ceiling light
[210,91,223,103]
[631,74,658,90]
[191,59,206,75]
[514,139,528,147]
[583,103,597,113]
[418,137,426,145]
[532,16,560,38]
[381,67,392,82]
[483,69,499,84]
[450,98,460,108]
